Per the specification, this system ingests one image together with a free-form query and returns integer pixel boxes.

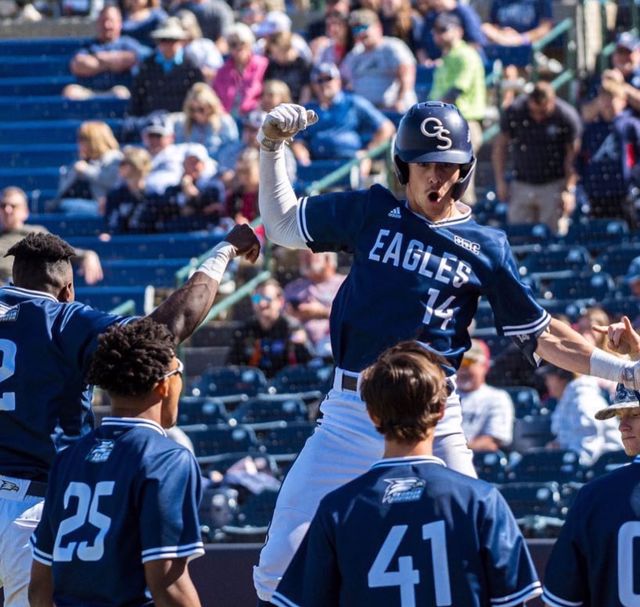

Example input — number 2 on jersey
[0,339,16,411]
[368,521,452,606]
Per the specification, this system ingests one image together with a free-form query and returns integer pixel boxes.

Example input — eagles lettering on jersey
[296,186,549,373]
[0,286,133,482]
[543,455,640,607]
[273,456,542,607]
[31,417,204,607]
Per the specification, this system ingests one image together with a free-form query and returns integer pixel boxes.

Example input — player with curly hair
[29,318,203,607]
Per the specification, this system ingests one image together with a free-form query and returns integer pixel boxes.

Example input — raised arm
[149,224,260,344]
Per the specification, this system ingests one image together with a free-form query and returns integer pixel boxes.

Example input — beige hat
[151,17,189,41]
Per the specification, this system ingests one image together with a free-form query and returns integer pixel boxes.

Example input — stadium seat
[0,37,90,56]
[75,259,188,288]
[519,245,591,277]
[177,397,229,426]
[0,143,77,168]
[27,213,105,237]
[499,481,564,519]
[502,386,541,418]
[200,452,279,477]
[0,57,72,78]
[192,366,268,400]
[481,334,512,357]
[230,395,308,426]
[0,76,75,97]
[540,272,615,301]
[594,243,640,281]
[508,448,586,483]
[563,218,630,253]
[415,64,435,99]
[511,415,554,452]
[0,167,60,191]
[587,450,630,479]
[539,299,590,323]
[269,363,333,395]
[473,450,508,483]
[74,285,153,314]
[221,489,280,540]
[602,297,640,321]
[0,96,127,121]
[473,302,495,329]
[295,159,355,191]
[254,420,316,458]
[0,118,126,145]
[503,223,552,246]
[182,424,259,459]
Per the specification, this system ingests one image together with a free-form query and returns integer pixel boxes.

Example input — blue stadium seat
[503,223,552,246]
[602,297,640,321]
[502,386,541,418]
[221,489,279,538]
[0,119,126,145]
[473,301,495,329]
[27,213,105,237]
[0,37,90,56]
[0,96,127,121]
[270,363,334,395]
[594,243,640,281]
[540,273,615,301]
[254,420,316,458]
[519,245,591,277]
[182,424,259,459]
[508,449,586,483]
[0,143,77,168]
[587,450,630,479]
[295,159,354,191]
[230,395,308,425]
[0,57,71,78]
[481,334,512,357]
[75,258,187,288]
[473,450,508,483]
[498,481,564,519]
[193,366,268,399]
[74,285,152,313]
[511,415,553,452]
[177,397,229,426]
[415,64,435,99]
[539,299,590,322]
[563,218,630,252]
[0,168,60,191]
[200,452,279,477]
[0,76,75,97]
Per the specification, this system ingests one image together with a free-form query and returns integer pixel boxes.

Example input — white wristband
[589,348,631,382]
[196,241,237,283]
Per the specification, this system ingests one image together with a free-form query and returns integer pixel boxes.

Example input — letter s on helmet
[393,101,476,200]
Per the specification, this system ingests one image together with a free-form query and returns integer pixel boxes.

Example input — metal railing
[109,299,136,316]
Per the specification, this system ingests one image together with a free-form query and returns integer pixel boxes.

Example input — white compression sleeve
[259,146,308,249]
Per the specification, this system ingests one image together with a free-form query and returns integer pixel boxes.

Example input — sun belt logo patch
[420,117,453,150]
[382,477,426,504]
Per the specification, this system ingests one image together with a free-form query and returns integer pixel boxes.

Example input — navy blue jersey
[274,456,542,607]
[297,186,549,373]
[0,286,131,482]
[31,417,204,607]
[543,456,640,607]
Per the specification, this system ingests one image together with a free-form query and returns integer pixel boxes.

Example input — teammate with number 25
[254,101,640,602]
[274,342,542,607]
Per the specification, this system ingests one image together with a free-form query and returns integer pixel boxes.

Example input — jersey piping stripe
[141,541,205,558]
[370,455,446,469]
[541,587,583,607]
[297,197,313,243]
[101,417,167,436]
[30,538,53,565]
[141,546,205,563]
[271,591,301,607]
[491,581,542,606]
[501,312,551,336]
[1,285,58,302]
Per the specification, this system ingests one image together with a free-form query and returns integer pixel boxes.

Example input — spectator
[578,82,640,226]
[0,187,103,285]
[104,146,155,233]
[227,278,314,377]
[129,17,204,117]
[173,82,239,160]
[213,23,268,118]
[492,81,582,235]
[169,0,234,47]
[64,6,150,100]
[54,121,123,216]
[260,78,292,112]
[225,148,261,223]
[341,9,417,112]
[235,0,266,30]
[458,339,514,452]
[380,0,417,53]
[305,0,350,41]
[625,256,640,300]
[291,62,396,166]
[541,364,622,466]
[310,9,354,67]
[142,114,184,195]
[122,0,168,48]
[417,0,487,65]
[264,31,312,104]
[482,0,553,47]
[607,32,640,113]
[429,12,486,204]
[284,251,346,358]
[254,10,313,63]
[177,9,224,82]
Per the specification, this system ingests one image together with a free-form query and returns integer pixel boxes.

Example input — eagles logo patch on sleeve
[382,478,426,504]
[85,440,115,463]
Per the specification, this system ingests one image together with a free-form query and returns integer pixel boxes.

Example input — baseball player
[0,227,259,606]
[254,101,640,601]
[29,319,203,607]
[273,341,542,607]
[542,383,640,607]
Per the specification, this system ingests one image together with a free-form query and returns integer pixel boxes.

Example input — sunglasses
[190,105,209,114]
[228,40,244,49]
[251,294,275,305]
[351,24,369,35]
[160,358,184,381]
[433,26,451,34]
[313,75,334,84]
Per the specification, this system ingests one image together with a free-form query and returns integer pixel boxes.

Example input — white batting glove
[257,103,318,151]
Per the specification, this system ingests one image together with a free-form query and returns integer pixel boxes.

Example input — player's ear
[154,377,171,398]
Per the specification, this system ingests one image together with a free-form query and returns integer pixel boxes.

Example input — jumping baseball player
[0,227,258,606]
[254,101,640,601]
[543,383,640,607]
[273,342,542,607]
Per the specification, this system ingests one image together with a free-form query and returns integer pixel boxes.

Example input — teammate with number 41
[254,101,640,601]
[273,342,543,607]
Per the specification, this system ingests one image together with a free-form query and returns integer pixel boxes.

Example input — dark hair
[360,341,448,443]
[528,81,555,104]
[87,318,176,397]
[6,232,76,291]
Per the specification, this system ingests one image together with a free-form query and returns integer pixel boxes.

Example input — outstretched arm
[149,224,260,344]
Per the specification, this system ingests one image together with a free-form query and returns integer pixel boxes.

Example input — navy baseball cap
[625,256,640,284]
[433,12,462,30]
[616,31,640,52]
[595,383,640,420]
[311,62,340,83]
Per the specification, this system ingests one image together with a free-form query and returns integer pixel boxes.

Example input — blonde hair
[266,30,293,53]
[121,146,152,179]
[77,121,119,160]
[183,82,225,134]
[176,9,203,40]
[262,79,292,105]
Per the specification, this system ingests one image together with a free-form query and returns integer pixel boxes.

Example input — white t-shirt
[460,383,514,447]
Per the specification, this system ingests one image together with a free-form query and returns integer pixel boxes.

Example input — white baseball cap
[595,383,640,420]
[253,11,291,38]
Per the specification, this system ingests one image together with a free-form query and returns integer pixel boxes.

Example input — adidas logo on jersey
[388,207,402,219]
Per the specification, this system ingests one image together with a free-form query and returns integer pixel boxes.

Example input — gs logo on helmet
[420,117,453,150]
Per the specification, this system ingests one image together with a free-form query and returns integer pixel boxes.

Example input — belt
[26,480,47,498]
[335,368,456,396]
[0,475,47,498]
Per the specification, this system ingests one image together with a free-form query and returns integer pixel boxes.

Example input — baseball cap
[349,9,379,28]
[253,11,291,38]
[182,143,209,163]
[595,383,640,420]
[625,256,640,285]
[143,114,174,137]
[433,12,462,30]
[311,62,340,83]
[243,109,267,130]
[151,17,189,41]
[462,339,490,366]
[616,31,640,52]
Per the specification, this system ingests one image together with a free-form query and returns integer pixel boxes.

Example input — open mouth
[428,191,440,203]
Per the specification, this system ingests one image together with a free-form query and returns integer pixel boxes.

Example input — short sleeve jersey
[297,186,549,373]
[490,0,553,32]
[274,456,542,607]
[0,286,131,481]
[543,457,640,607]
[31,417,204,607]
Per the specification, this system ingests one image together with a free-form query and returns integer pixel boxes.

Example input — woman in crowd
[310,10,354,67]
[264,31,312,104]
[177,10,224,82]
[260,79,292,112]
[121,0,168,48]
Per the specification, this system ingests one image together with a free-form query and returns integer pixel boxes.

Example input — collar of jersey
[403,200,472,228]
[370,455,446,470]
[634,455,640,464]
[101,416,167,436]
[2,285,58,302]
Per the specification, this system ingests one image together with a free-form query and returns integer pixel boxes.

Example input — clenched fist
[257,103,318,150]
